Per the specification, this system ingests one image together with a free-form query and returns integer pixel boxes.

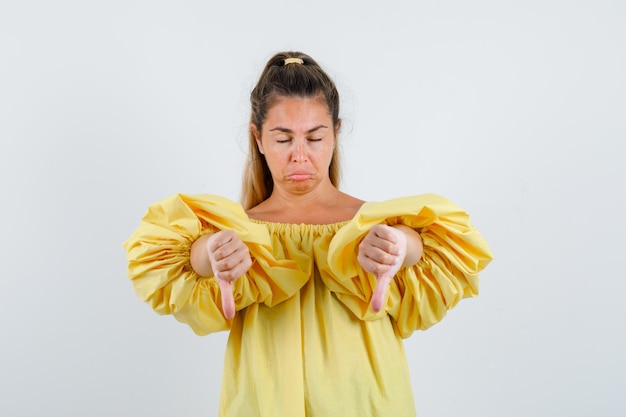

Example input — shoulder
[333,192,365,221]
[358,194,458,212]
[142,193,253,226]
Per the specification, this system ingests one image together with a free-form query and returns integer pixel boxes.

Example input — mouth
[287,173,313,181]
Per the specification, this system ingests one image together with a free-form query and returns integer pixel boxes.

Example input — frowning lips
[286,171,314,181]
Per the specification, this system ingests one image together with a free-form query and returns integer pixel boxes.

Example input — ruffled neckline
[249,218,350,234]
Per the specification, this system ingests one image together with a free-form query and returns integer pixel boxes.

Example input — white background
[1,1,624,416]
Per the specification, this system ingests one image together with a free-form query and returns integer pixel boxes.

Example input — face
[253,96,339,195]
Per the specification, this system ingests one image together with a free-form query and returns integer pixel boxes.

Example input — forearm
[190,234,214,277]
[392,224,423,267]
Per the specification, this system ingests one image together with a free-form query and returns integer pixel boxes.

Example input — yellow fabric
[123,193,493,417]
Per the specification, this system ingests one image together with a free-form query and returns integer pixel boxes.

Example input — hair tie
[283,57,304,66]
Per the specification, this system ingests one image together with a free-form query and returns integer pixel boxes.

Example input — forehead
[264,96,332,130]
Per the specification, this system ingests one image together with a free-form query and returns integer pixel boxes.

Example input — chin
[290,181,316,193]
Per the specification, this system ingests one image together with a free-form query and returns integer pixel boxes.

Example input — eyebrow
[269,125,329,134]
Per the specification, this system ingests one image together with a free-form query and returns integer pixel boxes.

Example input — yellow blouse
[123,193,493,417]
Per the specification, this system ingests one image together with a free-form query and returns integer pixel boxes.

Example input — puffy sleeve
[327,194,493,338]
[123,194,309,336]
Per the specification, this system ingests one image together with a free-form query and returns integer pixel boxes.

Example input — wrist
[391,224,423,267]
[190,233,214,277]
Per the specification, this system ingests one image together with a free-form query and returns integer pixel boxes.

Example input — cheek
[321,144,335,162]
[263,150,288,171]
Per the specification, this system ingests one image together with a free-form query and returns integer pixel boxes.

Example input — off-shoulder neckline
[249,218,351,228]
[246,201,370,227]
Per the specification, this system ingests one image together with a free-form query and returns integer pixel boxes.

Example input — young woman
[124,51,493,417]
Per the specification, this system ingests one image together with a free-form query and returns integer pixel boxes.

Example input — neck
[247,179,361,224]
[268,181,340,209]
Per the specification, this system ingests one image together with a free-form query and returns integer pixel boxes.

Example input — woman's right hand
[191,230,252,320]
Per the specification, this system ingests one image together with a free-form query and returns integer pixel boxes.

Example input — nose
[291,141,308,162]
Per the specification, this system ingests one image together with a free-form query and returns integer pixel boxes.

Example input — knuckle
[223,257,237,270]
[384,253,394,264]
[212,247,225,260]
[373,264,385,275]
[219,270,236,282]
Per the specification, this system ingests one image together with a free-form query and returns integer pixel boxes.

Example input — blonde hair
[241,51,342,210]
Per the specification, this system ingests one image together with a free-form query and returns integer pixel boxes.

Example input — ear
[251,124,263,154]
[334,119,342,138]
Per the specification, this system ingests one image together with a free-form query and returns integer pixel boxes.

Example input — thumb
[218,279,235,320]
[370,271,393,313]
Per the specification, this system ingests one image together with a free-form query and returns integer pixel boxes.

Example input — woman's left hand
[357,224,408,312]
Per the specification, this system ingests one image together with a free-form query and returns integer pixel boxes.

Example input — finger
[213,248,251,281]
[207,230,227,247]
[207,232,238,261]
[365,228,401,257]
[382,226,407,264]
[219,279,235,320]
[359,240,398,267]
[373,224,400,245]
